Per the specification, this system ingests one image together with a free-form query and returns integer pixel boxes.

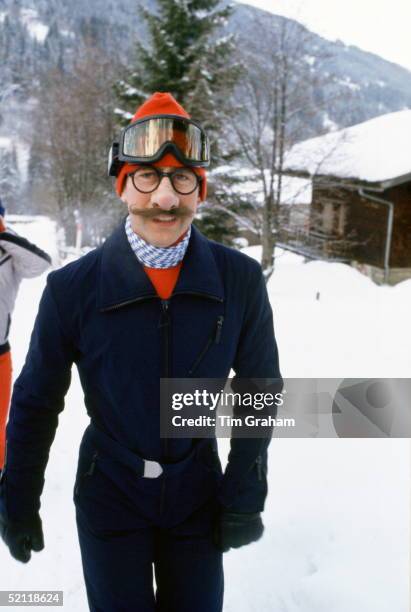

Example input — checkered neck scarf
[125,215,191,269]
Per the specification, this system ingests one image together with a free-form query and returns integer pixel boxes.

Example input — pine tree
[0,144,21,212]
[115,0,252,246]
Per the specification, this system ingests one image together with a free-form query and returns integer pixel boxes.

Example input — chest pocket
[188,315,224,376]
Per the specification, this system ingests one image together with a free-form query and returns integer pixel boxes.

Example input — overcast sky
[238,0,411,72]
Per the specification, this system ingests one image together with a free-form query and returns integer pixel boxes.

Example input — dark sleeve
[0,274,77,521]
[218,265,283,513]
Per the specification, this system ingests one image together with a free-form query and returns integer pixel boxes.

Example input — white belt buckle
[143,460,163,479]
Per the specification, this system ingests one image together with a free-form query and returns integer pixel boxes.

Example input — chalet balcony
[276,228,352,261]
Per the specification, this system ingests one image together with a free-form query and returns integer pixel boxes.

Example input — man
[0,93,282,611]
[0,199,51,470]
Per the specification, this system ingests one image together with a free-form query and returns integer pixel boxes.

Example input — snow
[15,142,30,183]
[60,29,75,39]
[1,216,409,611]
[0,137,30,183]
[225,167,312,205]
[338,76,361,91]
[114,107,133,121]
[215,34,232,46]
[20,8,49,44]
[194,9,210,19]
[117,81,147,100]
[322,113,339,132]
[304,55,316,66]
[278,176,312,206]
[0,136,12,152]
[285,109,411,183]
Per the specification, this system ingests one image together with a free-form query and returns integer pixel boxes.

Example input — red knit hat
[116,92,207,201]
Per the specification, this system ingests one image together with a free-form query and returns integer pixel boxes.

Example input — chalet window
[337,204,347,236]
[323,202,334,234]
[320,203,347,237]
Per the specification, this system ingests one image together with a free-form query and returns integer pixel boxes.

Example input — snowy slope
[0,217,409,611]
[284,109,411,183]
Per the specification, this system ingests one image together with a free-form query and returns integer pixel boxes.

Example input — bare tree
[29,41,121,245]
[231,16,341,280]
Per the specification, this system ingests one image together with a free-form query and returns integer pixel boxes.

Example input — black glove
[213,510,264,553]
[0,511,44,563]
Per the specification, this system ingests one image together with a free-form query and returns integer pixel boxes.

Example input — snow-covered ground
[1,217,409,611]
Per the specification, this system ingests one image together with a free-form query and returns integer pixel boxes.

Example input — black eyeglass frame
[128,165,202,195]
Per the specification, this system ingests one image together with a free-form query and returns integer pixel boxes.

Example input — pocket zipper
[188,315,224,376]
[255,455,263,481]
[84,452,98,476]
[74,452,98,496]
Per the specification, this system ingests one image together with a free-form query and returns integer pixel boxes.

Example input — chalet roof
[284,109,411,188]
[212,166,312,205]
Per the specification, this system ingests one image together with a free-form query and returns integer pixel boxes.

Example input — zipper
[172,291,223,303]
[188,315,224,376]
[160,299,170,515]
[255,455,263,481]
[101,292,224,514]
[100,295,158,313]
[84,452,99,476]
[74,451,99,496]
[100,291,223,313]
[240,451,264,482]
[214,315,224,344]
[159,298,171,386]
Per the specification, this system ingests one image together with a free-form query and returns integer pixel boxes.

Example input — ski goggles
[108,114,210,177]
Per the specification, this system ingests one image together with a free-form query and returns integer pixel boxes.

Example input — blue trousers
[73,434,224,611]
[76,499,224,612]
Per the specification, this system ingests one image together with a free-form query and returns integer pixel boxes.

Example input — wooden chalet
[281,110,411,284]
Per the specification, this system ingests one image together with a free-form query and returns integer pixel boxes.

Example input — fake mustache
[129,206,194,219]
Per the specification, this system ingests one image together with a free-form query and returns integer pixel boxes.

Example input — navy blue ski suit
[1,221,282,611]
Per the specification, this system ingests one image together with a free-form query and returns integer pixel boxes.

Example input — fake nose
[151,176,179,210]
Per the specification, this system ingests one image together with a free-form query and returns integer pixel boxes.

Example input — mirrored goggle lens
[122,117,209,162]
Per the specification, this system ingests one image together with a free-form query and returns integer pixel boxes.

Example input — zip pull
[85,452,98,476]
[255,455,263,481]
[159,299,170,328]
[188,315,224,376]
[214,315,224,344]
[188,338,212,376]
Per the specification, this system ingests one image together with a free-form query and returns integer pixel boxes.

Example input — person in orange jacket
[0,200,51,468]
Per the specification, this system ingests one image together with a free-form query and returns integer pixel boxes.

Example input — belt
[85,422,214,479]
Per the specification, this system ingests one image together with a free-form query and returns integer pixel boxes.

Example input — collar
[125,216,191,269]
[98,219,224,311]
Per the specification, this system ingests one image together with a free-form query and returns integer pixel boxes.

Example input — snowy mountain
[228,4,411,131]
[1,0,411,213]
[1,0,411,129]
